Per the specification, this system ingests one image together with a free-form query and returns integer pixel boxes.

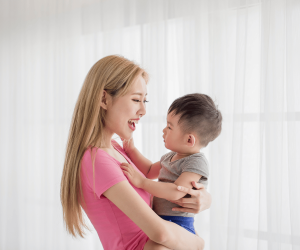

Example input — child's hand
[121,138,135,154]
[121,162,145,189]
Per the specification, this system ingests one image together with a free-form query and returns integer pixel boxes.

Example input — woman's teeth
[128,120,136,131]
[128,119,139,125]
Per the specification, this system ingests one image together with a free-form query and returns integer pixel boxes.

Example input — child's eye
[143,100,149,104]
[168,126,171,130]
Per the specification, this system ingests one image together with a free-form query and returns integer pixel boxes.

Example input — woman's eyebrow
[131,92,147,96]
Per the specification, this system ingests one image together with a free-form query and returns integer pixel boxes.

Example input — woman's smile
[128,120,136,131]
[128,118,140,131]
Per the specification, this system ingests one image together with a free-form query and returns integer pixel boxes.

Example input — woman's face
[104,75,147,140]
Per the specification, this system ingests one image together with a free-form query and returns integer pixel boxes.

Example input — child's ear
[100,90,109,110]
[186,134,196,147]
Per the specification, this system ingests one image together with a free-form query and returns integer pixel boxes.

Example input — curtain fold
[0,0,299,249]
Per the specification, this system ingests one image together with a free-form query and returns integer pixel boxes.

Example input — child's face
[162,112,186,152]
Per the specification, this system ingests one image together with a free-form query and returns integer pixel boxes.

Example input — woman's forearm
[158,220,204,250]
[104,180,204,250]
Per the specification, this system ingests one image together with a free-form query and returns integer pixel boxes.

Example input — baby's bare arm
[146,161,161,179]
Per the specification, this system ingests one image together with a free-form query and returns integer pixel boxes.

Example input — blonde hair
[60,55,148,237]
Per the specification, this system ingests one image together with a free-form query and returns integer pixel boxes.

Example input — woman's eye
[168,126,171,130]
[133,99,149,103]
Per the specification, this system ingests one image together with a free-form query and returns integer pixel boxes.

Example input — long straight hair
[60,55,148,237]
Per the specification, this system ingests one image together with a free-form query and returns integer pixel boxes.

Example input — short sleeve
[160,151,174,163]
[182,153,209,180]
[81,147,127,198]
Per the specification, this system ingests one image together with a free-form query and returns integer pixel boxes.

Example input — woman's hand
[121,162,146,189]
[121,137,135,154]
[169,181,212,214]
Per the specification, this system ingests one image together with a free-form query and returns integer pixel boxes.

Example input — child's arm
[121,162,202,201]
[146,161,161,179]
[122,138,152,176]
[122,138,161,179]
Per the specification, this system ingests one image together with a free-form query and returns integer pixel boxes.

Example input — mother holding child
[60,55,222,250]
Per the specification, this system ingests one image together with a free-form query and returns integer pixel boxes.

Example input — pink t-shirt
[80,140,151,250]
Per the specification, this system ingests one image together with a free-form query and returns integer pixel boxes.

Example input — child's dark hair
[168,93,222,147]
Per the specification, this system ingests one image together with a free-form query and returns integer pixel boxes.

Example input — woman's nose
[139,102,146,117]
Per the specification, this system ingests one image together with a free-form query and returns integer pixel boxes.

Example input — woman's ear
[186,134,196,147]
[100,90,109,110]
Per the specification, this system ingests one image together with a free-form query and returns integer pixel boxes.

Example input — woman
[60,55,211,249]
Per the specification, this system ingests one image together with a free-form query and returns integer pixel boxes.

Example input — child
[121,93,222,244]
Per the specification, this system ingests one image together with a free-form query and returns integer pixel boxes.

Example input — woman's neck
[96,127,114,149]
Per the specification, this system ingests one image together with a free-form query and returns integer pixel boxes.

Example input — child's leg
[143,239,171,250]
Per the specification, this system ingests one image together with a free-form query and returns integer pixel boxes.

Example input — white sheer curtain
[1,0,299,249]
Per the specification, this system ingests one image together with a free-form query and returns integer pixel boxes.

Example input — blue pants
[159,215,196,234]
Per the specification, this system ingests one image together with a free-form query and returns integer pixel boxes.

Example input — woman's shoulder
[82,145,104,159]
[82,140,125,164]
[82,144,119,167]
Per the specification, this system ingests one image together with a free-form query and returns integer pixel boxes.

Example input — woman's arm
[103,180,204,250]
